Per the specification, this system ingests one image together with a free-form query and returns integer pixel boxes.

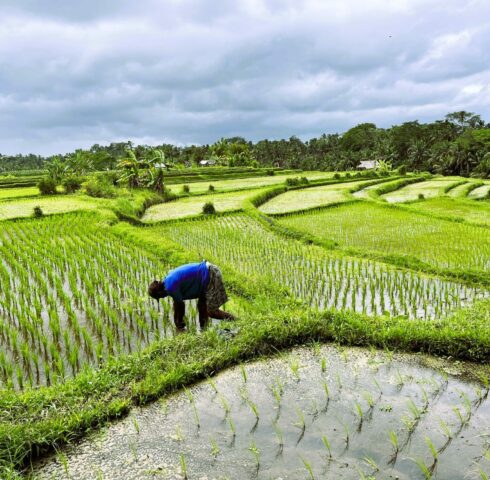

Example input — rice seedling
[413,458,432,479]
[289,357,301,381]
[342,422,350,447]
[240,364,247,383]
[407,399,423,420]
[206,377,218,394]
[179,454,188,480]
[131,417,140,435]
[425,435,438,463]
[388,430,399,464]
[293,407,306,444]
[248,440,260,471]
[321,357,327,373]
[184,388,200,429]
[439,419,452,440]
[299,455,315,480]
[321,435,333,459]
[210,437,220,459]
[219,394,231,418]
[354,400,364,431]
[227,417,236,438]
[362,456,379,473]
[271,420,284,453]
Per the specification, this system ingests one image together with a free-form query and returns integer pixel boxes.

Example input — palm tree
[116,149,142,188]
[46,156,68,183]
[66,149,94,175]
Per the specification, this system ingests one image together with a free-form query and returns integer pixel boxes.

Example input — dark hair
[148,280,167,300]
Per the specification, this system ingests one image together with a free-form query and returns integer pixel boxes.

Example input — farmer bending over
[148,261,235,330]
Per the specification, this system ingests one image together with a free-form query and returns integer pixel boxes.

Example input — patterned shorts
[205,262,228,311]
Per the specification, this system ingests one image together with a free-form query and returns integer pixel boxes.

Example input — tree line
[1,111,489,178]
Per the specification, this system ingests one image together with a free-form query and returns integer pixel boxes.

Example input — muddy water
[33,345,490,480]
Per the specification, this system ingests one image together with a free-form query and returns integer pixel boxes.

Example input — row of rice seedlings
[154,214,488,320]
[149,359,489,480]
[277,202,490,273]
[0,214,199,389]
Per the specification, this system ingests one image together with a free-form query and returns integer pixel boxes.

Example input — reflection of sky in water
[35,345,490,480]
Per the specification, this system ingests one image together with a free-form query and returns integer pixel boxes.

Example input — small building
[357,160,379,170]
[199,159,217,166]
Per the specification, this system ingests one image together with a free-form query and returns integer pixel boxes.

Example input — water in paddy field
[34,345,490,480]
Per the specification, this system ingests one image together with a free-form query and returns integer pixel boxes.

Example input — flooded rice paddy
[34,344,490,480]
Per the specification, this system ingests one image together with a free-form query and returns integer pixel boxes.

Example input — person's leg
[205,263,235,321]
[197,296,209,328]
[173,300,186,330]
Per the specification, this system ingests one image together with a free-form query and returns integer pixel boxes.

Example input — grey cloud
[0,0,489,155]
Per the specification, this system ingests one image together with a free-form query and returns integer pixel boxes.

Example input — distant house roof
[357,160,379,170]
[199,159,216,166]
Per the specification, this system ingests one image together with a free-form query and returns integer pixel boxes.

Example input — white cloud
[0,0,489,155]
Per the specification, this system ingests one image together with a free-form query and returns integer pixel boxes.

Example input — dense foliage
[2,111,490,177]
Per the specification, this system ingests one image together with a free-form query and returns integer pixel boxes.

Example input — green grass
[142,188,268,222]
[383,177,464,203]
[258,179,377,214]
[0,186,40,200]
[277,201,490,277]
[404,197,490,227]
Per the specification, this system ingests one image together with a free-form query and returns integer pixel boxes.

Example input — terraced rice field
[258,179,373,214]
[142,188,267,222]
[0,195,101,220]
[383,177,463,203]
[404,197,490,226]
[0,186,40,200]
[152,214,487,320]
[277,202,490,274]
[468,183,490,199]
[167,171,334,195]
[0,214,188,388]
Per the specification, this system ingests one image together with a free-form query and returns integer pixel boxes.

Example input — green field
[382,177,463,202]
[167,170,333,195]
[277,201,490,276]
[0,195,101,220]
[1,171,489,478]
[469,183,490,199]
[0,214,174,388]
[404,196,490,226]
[0,186,40,200]
[142,188,267,222]
[151,213,487,319]
[258,179,375,214]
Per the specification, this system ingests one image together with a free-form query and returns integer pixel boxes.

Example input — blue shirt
[163,261,210,302]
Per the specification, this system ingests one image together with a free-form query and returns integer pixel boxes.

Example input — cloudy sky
[1,0,489,155]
